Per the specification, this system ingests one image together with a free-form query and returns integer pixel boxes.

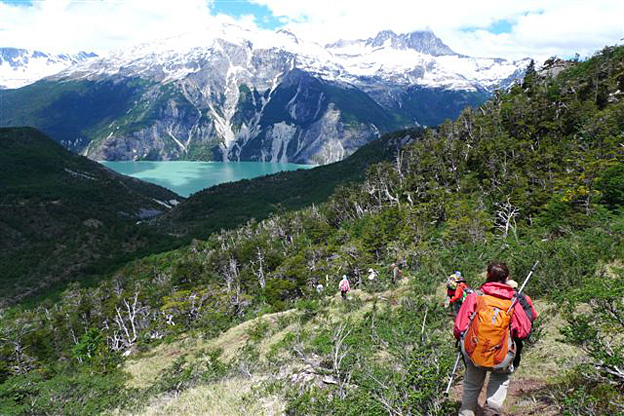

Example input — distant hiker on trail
[339,275,350,300]
[445,271,462,313]
[316,282,324,294]
[367,268,378,281]
[506,279,538,369]
[390,263,403,284]
[449,275,471,316]
[453,262,536,416]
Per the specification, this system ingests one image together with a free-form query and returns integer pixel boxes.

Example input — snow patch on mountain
[0,23,531,165]
[268,122,297,163]
[0,48,96,89]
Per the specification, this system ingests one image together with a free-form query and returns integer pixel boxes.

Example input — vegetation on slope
[154,127,417,240]
[0,127,180,304]
[0,79,152,152]
[1,45,624,415]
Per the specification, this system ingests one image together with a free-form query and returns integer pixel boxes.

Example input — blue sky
[0,0,622,62]
[210,0,284,30]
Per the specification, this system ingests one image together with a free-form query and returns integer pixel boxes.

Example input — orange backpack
[460,291,516,372]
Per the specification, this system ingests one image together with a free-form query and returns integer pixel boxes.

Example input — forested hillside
[1,46,623,415]
[0,128,181,304]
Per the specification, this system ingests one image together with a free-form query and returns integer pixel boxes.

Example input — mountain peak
[0,47,98,89]
[327,29,456,56]
[368,30,456,56]
[276,29,299,44]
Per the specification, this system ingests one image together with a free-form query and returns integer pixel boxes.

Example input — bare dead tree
[366,371,404,416]
[112,292,144,350]
[494,197,520,239]
[332,323,353,399]
[395,150,406,187]
[251,248,266,289]
[0,321,34,374]
[113,279,124,297]
[223,257,239,294]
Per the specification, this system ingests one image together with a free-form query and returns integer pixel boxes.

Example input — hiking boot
[483,404,503,416]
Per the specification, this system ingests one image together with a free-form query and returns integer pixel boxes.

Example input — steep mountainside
[0,127,180,303]
[0,46,622,416]
[0,25,527,164]
[0,47,96,89]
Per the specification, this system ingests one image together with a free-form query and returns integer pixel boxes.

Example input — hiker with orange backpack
[453,262,537,416]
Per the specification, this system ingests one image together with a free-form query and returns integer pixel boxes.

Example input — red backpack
[460,291,516,372]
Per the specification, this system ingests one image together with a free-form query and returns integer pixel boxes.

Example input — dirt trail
[450,374,558,415]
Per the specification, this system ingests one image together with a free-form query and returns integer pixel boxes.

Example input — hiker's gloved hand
[444,299,450,308]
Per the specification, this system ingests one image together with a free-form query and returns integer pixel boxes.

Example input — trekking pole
[518,260,539,294]
[444,351,462,396]
[507,260,539,313]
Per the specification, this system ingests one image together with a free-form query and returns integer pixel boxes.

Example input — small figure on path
[339,275,350,300]
[315,282,324,294]
[367,268,378,281]
[449,275,471,316]
[390,263,403,284]
[445,271,462,313]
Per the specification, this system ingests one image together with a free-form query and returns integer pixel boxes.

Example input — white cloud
[0,0,622,62]
[252,0,624,62]
[0,0,217,53]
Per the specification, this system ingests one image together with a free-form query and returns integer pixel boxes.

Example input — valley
[0,2,623,412]
[101,160,314,197]
[0,45,622,415]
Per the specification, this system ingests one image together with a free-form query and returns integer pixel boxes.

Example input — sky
[0,0,623,62]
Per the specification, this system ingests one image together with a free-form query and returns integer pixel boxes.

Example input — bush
[295,299,324,323]
[247,319,271,343]
[596,163,624,210]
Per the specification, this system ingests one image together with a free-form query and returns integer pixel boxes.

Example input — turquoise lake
[101,161,315,197]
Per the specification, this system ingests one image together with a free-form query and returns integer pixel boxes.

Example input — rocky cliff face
[1,25,530,164]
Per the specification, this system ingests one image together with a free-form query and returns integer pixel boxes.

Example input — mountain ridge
[0,25,529,164]
[0,47,97,89]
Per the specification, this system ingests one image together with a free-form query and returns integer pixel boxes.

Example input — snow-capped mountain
[1,24,530,164]
[326,30,527,91]
[0,48,97,89]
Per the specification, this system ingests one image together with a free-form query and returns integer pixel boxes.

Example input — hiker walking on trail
[454,263,536,416]
[449,275,471,316]
[315,282,324,294]
[367,268,378,282]
[390,263,402,284]
[446,271,462,313]
[339,275,350,300]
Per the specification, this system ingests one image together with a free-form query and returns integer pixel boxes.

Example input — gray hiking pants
[458,361,510,416]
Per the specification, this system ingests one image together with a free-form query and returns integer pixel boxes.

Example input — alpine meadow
[1,12,624,416]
